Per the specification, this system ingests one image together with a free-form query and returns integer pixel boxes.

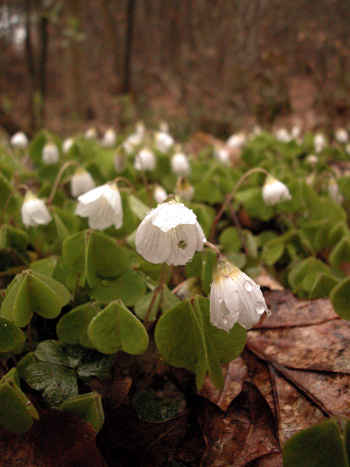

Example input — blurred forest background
[1,0,350,138]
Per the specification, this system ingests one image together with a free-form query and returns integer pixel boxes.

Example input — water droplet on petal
[255,302,266,315]
[26,401,32,409]
[101,280,110,287]
[243,281,253,292]
[256,284,260,291]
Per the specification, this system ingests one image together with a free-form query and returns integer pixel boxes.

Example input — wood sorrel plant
[0,126,350,436]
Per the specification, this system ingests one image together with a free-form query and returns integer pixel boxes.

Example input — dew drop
[100,280,110,287]
[255,302,266,315]
[243,281,253,292]
[26,401,32,409]
[256,284,260,291]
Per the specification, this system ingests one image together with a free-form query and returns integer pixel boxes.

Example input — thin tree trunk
[38,14,49,123]
[123,0,136,94]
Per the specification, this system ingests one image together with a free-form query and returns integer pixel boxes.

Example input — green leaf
[0,225,28,252]
[219,227,242,252]
[0,171,21,212]
[59,392,104,433]
[76,352,115,383]
[302,273,339,299]
[329,237,350,268]
[193,182,224,204]
[330,276,350,320]
[1,270,70,327]
[201,250,217,295]
[88,301,149,355]
[31,256,58,278]
[16,352,37,379]
[132,391,179,422]
[235,187,274,221]
[35,340,71,366]
[262,240,285,265]
[129,194,149,219]
[86,230,129,287]
[0,382,34,434]
[56,303,100,348]
[283,416,350,467]
[25,362,78,407]
[288,258,329,294]
[89,267,146,306]
[0,317,26,352]
[154,296,246,390]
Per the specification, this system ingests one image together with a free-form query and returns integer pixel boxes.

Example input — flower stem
[205,241,222,257]
[209,167,270,241]
[114,176,138,195]
[144,264,174,327]
[47,160,78,205]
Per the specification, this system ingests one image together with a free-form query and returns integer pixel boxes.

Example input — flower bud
[21,192,52,227]
[227,132,246,149]
[101,128,117,148]
[85,128,97,140]
[171,152,190,176]
[134,148,156,171]
[10,132,28,149]
[153,185,168,204]
[262,175,292,205]
[70,168,96,198]
[62,137,74,154]
[42,142,59,165]
[335,128,348,144]
[314,133,326,153]
[154,131,174,153]
[175,177,194,203]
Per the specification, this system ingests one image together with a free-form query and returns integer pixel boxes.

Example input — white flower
[210,257,268,332]
[291,125,301,140]
[21,192,52,228]
[101,128,117,147]
[314,133,326,153]
[10,132,28,149]
[75,182,123,230]
[153,185,168,204]
[62,137,74,154]
[134,148,156,171]
[328,179,344,204]
[175,177,194,202]
[214,147,230,164]
[135,201,206,266]
[70,168,96,198]
[42,142,59,165]
[335,128,348,144]
[262,175,292,205]
[275,128,291,143]
[171,152,190,176]
[154,131,174,153]
[85,128,97,140]
[227,132,246,149]
[306,154,318,167]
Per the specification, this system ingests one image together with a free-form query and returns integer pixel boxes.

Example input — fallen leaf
[0,405,106,467]
[196,290,350,465]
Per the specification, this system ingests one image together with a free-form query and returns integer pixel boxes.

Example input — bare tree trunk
[38,14,49,123]
[123,0,136,94]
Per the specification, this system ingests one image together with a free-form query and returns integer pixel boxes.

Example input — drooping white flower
[314,133,326,153]
[70,168,96,198]
[227,132,246,149]
[101,128,117,148]
[135,200,206,266]
[62,137,74,154]
[75,182,123,230]
[306,154,318,167]
[175,177,194,202]
[154,131,174,153]
[134,147,156,171]
[171,152,190,176]
[262,175,292,205]
[10,132,28,149]
[275,128,291,143]
[335,128,348,144]
[214,147,230,164]
[21,192,52,228]
[328,178,344,204]
[210,257,268,332]
[85,128,97,140]
[153,185,168,204]
[42,142,59,165]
